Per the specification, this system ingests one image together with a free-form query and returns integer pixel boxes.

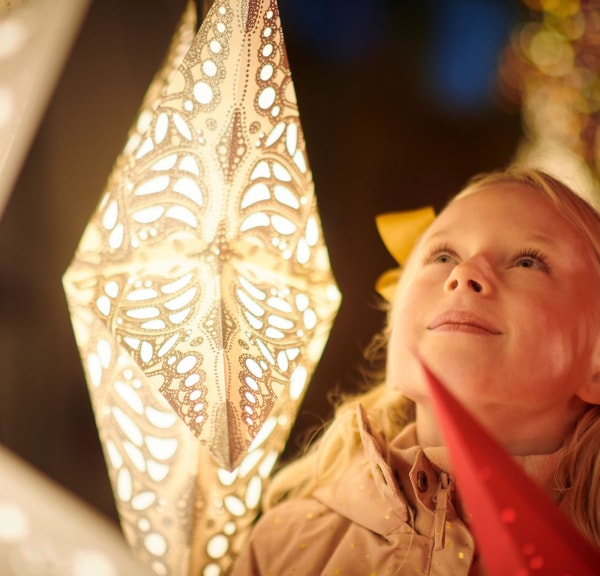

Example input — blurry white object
[0,0,90,218]
[0,444,155,576]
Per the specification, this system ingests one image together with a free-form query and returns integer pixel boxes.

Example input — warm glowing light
[527,28,574,77]
[63,1,340,574]
[0,0,90,218]
[499,0,600,201]
[0,445,153,576]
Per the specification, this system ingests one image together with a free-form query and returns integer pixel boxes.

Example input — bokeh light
[500,0,600,201]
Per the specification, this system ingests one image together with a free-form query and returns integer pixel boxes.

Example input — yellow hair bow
[375,207,436,301]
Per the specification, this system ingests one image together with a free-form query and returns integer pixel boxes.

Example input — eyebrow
[522,234,559,248]
[424,231,559,248]
[423,230,449,243]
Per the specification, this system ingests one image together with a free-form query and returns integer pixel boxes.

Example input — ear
[579,342,600,405]
[578,373,600,405]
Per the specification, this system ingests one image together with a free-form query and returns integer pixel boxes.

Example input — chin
[422,343,493,380]
[388,343,492,403]
[386,362,432,405]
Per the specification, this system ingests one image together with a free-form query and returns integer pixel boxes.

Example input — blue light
[426,0,517,111]
[281,0,387,63]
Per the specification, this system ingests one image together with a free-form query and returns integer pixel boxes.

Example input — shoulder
[251,496,351,545]
[233,497,351,575]
[233,448,410,575]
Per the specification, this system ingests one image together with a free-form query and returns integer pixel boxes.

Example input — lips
[427,310,502,335]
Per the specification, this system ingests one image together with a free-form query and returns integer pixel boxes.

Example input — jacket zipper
[433,471,451,551]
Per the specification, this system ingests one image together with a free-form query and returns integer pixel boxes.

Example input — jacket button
[416,470,429,493]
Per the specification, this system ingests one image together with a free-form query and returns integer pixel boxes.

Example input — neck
[414,400,583,456]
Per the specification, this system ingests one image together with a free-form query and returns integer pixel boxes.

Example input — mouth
[427,310,502,335]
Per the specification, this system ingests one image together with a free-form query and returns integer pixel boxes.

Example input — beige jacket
[232,406,560,575]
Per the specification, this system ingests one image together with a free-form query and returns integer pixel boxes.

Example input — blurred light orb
[71,550,118,576]
[528,28,574,76]
[0,501,30,542]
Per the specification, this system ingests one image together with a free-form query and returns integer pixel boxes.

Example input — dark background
[0,0,522,525]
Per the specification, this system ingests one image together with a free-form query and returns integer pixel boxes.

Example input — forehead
[426,183,579,242]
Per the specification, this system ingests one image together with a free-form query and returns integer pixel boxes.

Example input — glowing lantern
[63,1,340,573]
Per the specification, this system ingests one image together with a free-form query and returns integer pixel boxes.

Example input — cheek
[385,294,424,394]
[388,276,437,346]
[385,330,423,398]
[388,290,420,356]
[512,296,596,388]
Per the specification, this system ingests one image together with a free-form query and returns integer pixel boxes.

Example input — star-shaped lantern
[63,1,340,573]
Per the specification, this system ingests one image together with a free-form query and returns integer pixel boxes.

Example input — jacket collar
[311,403,565,540]
[312,404,438,538]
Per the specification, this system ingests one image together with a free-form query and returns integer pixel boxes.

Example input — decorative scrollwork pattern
[63,1,340,575]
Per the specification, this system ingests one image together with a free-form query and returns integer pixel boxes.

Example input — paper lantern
[0,0,90,218]
[63,1,340,573]
[0,445,154,576]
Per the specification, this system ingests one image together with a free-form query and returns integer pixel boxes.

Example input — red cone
[420,360,600,575]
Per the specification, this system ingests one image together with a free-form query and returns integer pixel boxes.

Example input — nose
[443,258,492,295]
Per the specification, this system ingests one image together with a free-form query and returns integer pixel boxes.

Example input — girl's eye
[424,244,458,265]
[514,249,552,273]
[433,253,454,264]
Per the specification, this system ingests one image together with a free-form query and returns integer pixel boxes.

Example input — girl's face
[387,183,600,451]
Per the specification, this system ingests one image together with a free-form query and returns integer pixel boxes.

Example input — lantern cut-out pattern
[63,1,340,573]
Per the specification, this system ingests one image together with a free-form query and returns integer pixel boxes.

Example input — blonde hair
[264,166,600,547]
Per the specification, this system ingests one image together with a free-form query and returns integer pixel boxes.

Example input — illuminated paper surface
[63,1,340,573]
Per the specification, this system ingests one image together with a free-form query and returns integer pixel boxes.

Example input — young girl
[231,167,600,575]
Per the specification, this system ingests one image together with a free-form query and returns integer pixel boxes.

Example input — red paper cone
[420,360,600,576]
